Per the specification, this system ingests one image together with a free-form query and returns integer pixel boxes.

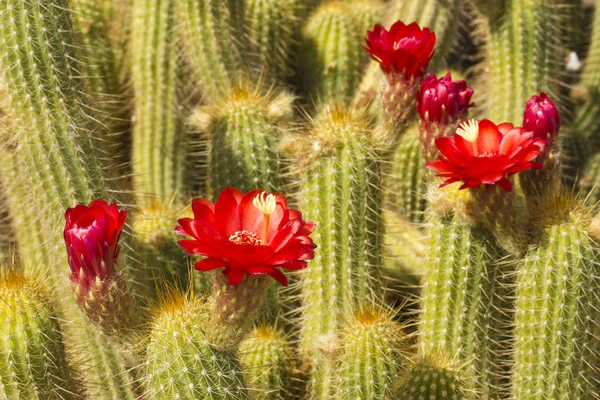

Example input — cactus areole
[426,119,546,191]
[176,187,316,286]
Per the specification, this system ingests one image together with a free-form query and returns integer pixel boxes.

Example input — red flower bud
[523,92,560,144]
[64,199,127,294]
[417,73,474,124]
[176,187,316,286]
[363,21,436,80]
[426,119,546,192]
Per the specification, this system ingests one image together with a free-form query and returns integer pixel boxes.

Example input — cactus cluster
[0,1,600,400]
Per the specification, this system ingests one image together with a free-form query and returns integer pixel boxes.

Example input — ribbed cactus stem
[579,152,600,205]
[178,0,242,101]
[512,194,600,399]
[245,0,302,84]
[479,0,562,124]
[419,199,507,398]
[145,293,249,400]
[0,0,108,209]
[395,352,468,400]
[302,2,364,105]
[0,272,81,399]
[71,0,130,172]
[192,87,293,197]
[239,326,292,399]
[131,202,192,291]
[293,107,383,398]
[131,0,186,205]
[386,127,428,223]
[206,274,272,350]
[332,307,405,399]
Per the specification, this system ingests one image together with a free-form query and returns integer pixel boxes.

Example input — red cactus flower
[176,188,316,286]
[64,199,127,292]
[417,72,474,124]
[426,119,546,192]
[363,20,436,79]
[523,92,560,145]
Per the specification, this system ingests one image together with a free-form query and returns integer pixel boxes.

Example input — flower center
[455,119,480,156]
[229,230,262,246]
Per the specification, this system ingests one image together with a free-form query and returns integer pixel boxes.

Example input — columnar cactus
[0,272,81,400]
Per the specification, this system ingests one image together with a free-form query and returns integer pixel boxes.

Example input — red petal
[215,187,243,237]
[477,119,502,154]
[277,261,308,271]
[267,269,288,286]
[226,269,246,285]
[497,177,512,192]
[194,258,224,271]
[239,189,265,234]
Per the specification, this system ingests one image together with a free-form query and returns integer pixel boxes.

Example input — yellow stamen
[253,192,276,244]
[455,119,480,156]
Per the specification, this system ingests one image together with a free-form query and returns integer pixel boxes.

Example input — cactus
[289,106,383,397]
[394,352,468,400]
[331,307,405,399]
[419,197,508,398]
[0,272,81,399]
[301,2,364,105]
[144,292,249,400]
[579,152,600,205]
[512,192,600,399]
[239,326,293,399]
[178,0,242,101]
[191,86,294,197]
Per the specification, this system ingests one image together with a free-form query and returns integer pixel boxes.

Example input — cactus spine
[476,0,562,124]
[0,272,81,399]
[293,107,383,397]
[178,0,242,101]
[395,352,468,400]
[239,326,292,400]
[145,293,249,400]
[419,203,507,398]
[332,307,404,399]
[131,0,186,205]
[193,87,294,197]
[302,2,364,105]
[512,195,600,399]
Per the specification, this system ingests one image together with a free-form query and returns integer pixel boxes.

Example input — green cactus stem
[145,292,250,400]
[579,152,600,205]
[178,0,243,101]
[475,0,563,124]
[131,0,187,205]
[245,0,303,84]
[394,351,468,400]
[301,2,364,106]
[419,192,508,399]
[239,326,293,400]
[386,126,429,223]
[0,0,109,212]
[0,272,81,400]
[332,307,405,399]
[290,106,384,398]
[190,86,294,197]
[512,192,600,399]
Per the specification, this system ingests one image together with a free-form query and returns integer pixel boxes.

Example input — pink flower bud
[523,92,560,145]
[417,73,474,124]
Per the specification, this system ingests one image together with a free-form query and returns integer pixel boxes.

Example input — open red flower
[176,188,316,286]
[363,20,436,79]
[417,72,474,124]
[426,119,546,191]
[64,199,127,292]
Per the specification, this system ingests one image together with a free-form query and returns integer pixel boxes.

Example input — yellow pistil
[455,119,480,156]
[253,192,277,244]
